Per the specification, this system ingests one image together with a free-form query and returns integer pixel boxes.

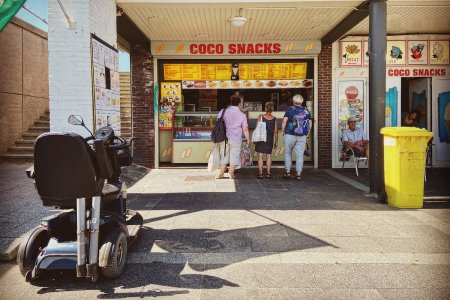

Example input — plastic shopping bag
[251,115,267,143]
[240,144,253,167]
[207,144,220,172]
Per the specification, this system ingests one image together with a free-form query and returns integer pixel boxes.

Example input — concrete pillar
[130,42,154,168]
[368,0,387,194]
[47,0,116,134]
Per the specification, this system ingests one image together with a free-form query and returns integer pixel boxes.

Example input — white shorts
[219,141,242,166]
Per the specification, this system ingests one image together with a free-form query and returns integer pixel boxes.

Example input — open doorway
[400,77,431,129]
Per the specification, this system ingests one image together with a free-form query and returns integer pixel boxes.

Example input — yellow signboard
[164,64,232,80]
[240,63,307,80]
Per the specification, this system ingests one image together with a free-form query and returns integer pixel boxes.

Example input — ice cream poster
[407,41,428,65]
[340,41,362,67]
[429,41,449,65]
[387,41,406,65]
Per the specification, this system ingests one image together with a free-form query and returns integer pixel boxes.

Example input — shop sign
[407,41,428,65]
[429,40,450,65]
[387,67,448,77]
[340,41,362,67]
[387,41,406,65]
[152,41,321,56]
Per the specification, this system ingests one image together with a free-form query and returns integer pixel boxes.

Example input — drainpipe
[368,0,386,195]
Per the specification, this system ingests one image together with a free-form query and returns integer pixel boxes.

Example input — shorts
[219,141,242,166]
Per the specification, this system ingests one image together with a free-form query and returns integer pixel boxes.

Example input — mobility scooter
[17,115,143,282]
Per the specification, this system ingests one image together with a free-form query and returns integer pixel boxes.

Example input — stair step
[39,116,50,121]
[16,140,35,146]
[34,120,49,126]
[22,133,41,141]
[0,153,34,162]
[28,127,49,133]
[7,146,34,154]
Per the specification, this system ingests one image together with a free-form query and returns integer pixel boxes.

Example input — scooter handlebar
[108,136,131,150]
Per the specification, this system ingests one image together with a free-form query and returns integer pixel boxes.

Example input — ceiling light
[229,8,247,27]
[229,16,247,27]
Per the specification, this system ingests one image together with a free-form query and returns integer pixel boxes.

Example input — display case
[172,112,218,163]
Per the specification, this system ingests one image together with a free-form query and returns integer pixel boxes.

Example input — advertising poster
[407,41,428,65]
[438,91,450,143]
[387,41,406,65]
[338,80,364,131]
[159,82,182,128]
[429,40,450,65]
[91,35,120,134]
[340,41,362,67]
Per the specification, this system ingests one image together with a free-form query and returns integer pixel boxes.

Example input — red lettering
[237,43,246,54]
[228,43,236,54]
[264,43,272,53]
[207,44,215,54]
[273,43,281,54]
[246,43,254,54]
[216,44,224,54]
[190,44,198,54]
[442,69,446,76]
[254,43,263,53]
[413,69,418,76]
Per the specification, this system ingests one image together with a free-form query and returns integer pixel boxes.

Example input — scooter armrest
[26,166,35,179]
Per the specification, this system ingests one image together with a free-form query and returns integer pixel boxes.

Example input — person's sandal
[266,173,273,179]
[282,173,291,179]
[295,175,302,181]
[256,174,264,179]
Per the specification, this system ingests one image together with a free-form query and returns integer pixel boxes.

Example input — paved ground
[0,162,449,299]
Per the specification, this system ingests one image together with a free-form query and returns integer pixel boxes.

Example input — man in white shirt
[342,117,369,159]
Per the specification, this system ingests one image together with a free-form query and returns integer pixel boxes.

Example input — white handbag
[251,115,267,143]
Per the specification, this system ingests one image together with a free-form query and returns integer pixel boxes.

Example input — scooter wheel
[17,226,50,278]
[99,227,127,278]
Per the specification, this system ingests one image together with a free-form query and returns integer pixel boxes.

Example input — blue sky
[15,0,130,72]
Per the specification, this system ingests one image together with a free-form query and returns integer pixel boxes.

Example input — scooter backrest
[34,132,104,200]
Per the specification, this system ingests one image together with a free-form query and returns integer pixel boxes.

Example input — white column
[48,0,116,134]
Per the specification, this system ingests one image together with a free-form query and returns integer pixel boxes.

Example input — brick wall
[318,43,332,168]
[0,19,49,154]
[130,43,154,168]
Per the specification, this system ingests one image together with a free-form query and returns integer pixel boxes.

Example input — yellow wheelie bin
[380,127,433,208]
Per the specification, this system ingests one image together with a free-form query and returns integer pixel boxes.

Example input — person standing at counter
[255,102,278,179]
[281,94,312,181]
[217,95,250,179]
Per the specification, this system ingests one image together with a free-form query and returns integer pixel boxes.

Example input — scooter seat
[102,183,120,197]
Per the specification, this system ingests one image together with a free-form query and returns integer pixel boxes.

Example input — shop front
[332,35,450,168]
[151,41,321,167]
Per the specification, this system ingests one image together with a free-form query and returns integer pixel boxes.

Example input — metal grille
[184,175,216,181]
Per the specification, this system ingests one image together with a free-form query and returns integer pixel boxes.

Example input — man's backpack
[211,107,228,154]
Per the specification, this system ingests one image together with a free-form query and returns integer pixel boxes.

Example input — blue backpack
[288,106,310,136]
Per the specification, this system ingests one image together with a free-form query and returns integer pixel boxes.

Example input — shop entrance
[400,77,432,129]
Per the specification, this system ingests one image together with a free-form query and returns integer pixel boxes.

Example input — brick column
[318,43,332,168]
[130,42,154,168]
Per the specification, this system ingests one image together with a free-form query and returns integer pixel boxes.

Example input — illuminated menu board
[240,63,307,80]
[164,64,232,80]
[164,63,307,80]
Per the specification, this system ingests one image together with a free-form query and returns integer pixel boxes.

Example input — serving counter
[171,112,217,163]
[158,110,313,164]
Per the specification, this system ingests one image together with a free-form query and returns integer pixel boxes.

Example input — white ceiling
[117,0,450,42]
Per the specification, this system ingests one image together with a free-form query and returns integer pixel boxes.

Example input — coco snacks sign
[152,41,321,56]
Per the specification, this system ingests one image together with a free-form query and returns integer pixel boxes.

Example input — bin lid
[380,127,433,137]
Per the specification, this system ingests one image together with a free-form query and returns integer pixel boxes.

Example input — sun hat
[347,117,358,123]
